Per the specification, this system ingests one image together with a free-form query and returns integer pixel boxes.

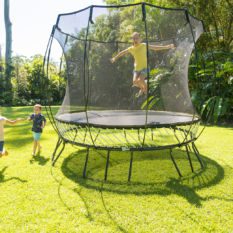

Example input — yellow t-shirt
[128,43,147,71]
[0,116,6,141]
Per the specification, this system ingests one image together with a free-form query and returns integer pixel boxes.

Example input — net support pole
[142,2,150,146]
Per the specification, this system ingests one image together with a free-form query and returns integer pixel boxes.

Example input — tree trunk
[0,45,4,105]
[4,0,13,104]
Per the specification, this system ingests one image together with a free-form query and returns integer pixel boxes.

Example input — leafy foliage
[10,55,66,106]
[1,1,232,125]
[104,0,233,123]
[189,51,233,123]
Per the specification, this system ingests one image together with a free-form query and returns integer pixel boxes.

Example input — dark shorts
[0,141,4,152]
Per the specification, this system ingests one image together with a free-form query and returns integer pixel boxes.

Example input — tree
[4,0,13,104]
[11,56,30,105]
[105,0,232,52]
[0,45,4,105]
[103,1,233,122]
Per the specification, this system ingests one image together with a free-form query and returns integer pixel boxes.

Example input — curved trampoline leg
[192,142,204,169]
[169,149,182,177]
[52,138,66,166]
[83,148,89,178]
[128,151,134,182]
[185,145,194,172]
[52,137,62,161]
[104,150,110,181]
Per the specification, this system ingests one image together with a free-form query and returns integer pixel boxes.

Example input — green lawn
[1,106,233,233]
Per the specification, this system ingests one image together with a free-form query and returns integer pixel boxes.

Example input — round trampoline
[44,2,205,180]
[56,110,200,128]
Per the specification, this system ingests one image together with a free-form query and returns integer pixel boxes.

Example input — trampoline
[56,110,200,128]
[44,2,205,180]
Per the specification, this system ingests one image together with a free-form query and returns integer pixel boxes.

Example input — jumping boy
[110,32,174,97]
[28,104,46,156]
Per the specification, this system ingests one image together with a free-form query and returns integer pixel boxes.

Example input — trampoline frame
[49,115,204,181]
[51,135,204,181]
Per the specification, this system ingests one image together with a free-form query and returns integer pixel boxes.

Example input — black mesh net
[45,3,204,149]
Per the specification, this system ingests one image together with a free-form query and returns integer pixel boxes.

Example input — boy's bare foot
[4,150,8,156]
[32,152,36,156]
[1,150,9,156]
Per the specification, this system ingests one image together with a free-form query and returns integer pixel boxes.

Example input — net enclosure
[44,2,205,180]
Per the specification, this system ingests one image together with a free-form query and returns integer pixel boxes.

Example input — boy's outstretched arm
[5,118,25,125]
[110,48,129,63]
[148,44,175,51]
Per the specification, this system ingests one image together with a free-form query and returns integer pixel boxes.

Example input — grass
[0,106,233,233]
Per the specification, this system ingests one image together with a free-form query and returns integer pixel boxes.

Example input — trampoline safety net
[45,3,204,150]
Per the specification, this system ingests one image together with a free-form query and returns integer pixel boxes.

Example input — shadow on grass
[0,166,27,183]
[57,148,226,232]
[99,182,128,233]
[60,148,225,206]
[6,135,32,148]
[30,153,49,166]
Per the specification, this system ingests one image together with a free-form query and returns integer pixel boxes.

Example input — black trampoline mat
[55,110,200,128]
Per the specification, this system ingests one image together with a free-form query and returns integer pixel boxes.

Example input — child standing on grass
[111,32,174,97]
[0,111,23,157]
[28,104,46,156]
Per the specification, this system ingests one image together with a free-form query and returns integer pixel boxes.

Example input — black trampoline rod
[43,30,60,136]
[142,3,150,147]
[180,11,200,145]
[83,6,97,148]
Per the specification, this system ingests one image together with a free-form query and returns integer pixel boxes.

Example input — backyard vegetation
[0,0,232,232]
[0,106,232,232]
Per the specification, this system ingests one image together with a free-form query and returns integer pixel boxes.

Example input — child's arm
[149,44,175,51]
[110,48,129,63]
[41,116,46,129]
[27,114,34,121]
[5,118,24,125]
[41,120,46,129]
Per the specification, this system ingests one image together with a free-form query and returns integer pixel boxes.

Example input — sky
[0,0,104,58]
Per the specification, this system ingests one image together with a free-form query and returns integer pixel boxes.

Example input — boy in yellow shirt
[111,32,174,97]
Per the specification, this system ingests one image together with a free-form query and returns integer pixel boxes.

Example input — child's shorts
[33,132,42,141]
[0,141,4,152]
[133,68,149,77]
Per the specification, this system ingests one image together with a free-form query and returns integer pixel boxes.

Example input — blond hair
[34,104,42,110]
[132,32,140,38]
